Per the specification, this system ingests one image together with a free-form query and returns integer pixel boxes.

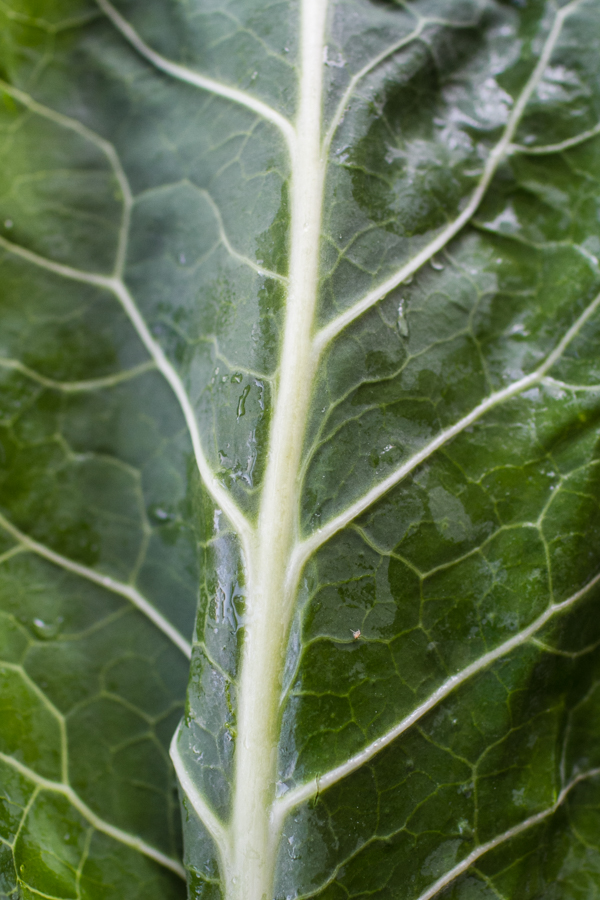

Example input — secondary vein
[95,0,296,151]
[314,0,584,353]
[0,357,157,392]
[413,767,600,900]
[297,289,600,565]
[0,751,186,879]
[0,234,252,547]
[274,569,600,819]
[0,511,192,658]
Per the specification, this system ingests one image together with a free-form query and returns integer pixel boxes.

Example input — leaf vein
[0,512,192,658]
[0,752,185,879]
[314,0,585,352]
[95,0,295,151]
[274,567,600,818]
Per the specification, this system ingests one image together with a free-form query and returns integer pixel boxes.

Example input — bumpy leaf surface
[2,1,600,899]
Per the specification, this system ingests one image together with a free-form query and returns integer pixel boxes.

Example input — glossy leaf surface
[2,1,600,899]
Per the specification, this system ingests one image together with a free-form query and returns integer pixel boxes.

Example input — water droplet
[430,256,445,271]
[179,253,186,264]
[231,373,243,384]
[275,781,290,797]
[254,379,265,410]
[149,505,174,524]
[457,818,470,835]
[32,617,62,640]
[237,384,251,419]
[397,299,409,337]
[4,219,13,229]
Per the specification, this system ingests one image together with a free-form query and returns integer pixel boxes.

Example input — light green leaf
[2,1,600,899]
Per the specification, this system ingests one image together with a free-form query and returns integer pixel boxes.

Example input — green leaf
[2,1,600,899]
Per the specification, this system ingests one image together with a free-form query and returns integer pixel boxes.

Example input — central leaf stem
[229,1,328,898]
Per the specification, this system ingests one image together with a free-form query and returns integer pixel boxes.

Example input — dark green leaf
[2,1,600,899]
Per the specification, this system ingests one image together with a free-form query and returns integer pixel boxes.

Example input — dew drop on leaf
[149,505,174,524]
[237,384,251,418]
[32,617,62,640]
[397,299,409,337]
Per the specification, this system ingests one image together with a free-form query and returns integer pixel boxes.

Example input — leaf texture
[2,1,600,899]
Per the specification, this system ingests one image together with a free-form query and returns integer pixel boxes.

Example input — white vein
[0,751,186,879]
[109,279,253,546]
[509,119,600,155]
[0,81,250,540]
[95,0,296,151]
[274,570,600,820]
[201,191,287,283]
[323,20,425,154]
[413,767,600,900]
[314,0,583,354]
[1,661,69,783]
[0,545,26,566]
[0,234,116,285]
[0,357,156,392]
[169,725,231,871]
[0,78,132,276]
[0,511,192,658]
[542,375,600,393]
[0,235,252,546]
[298,288,600,566]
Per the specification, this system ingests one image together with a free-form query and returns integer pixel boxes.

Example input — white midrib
[227,2,328,898]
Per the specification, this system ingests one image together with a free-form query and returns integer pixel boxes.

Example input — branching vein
[0,511,192,658]
[314,0,583,353]
[170,726,231,873]
[413,767,600,900]
[509,120,600,155]
[0,235,252,546]
[0,357,156,392]
[274,569,600,819]
[95,0,296,151]
[202,190,287,282]
[0,751,186,879]
[323,21,425,154]
[0,79,132,276]
[298,288,600,564]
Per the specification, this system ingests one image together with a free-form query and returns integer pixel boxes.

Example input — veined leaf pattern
[2,1,600,899]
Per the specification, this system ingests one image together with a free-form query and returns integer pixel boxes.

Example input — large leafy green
[2,0,600,898]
